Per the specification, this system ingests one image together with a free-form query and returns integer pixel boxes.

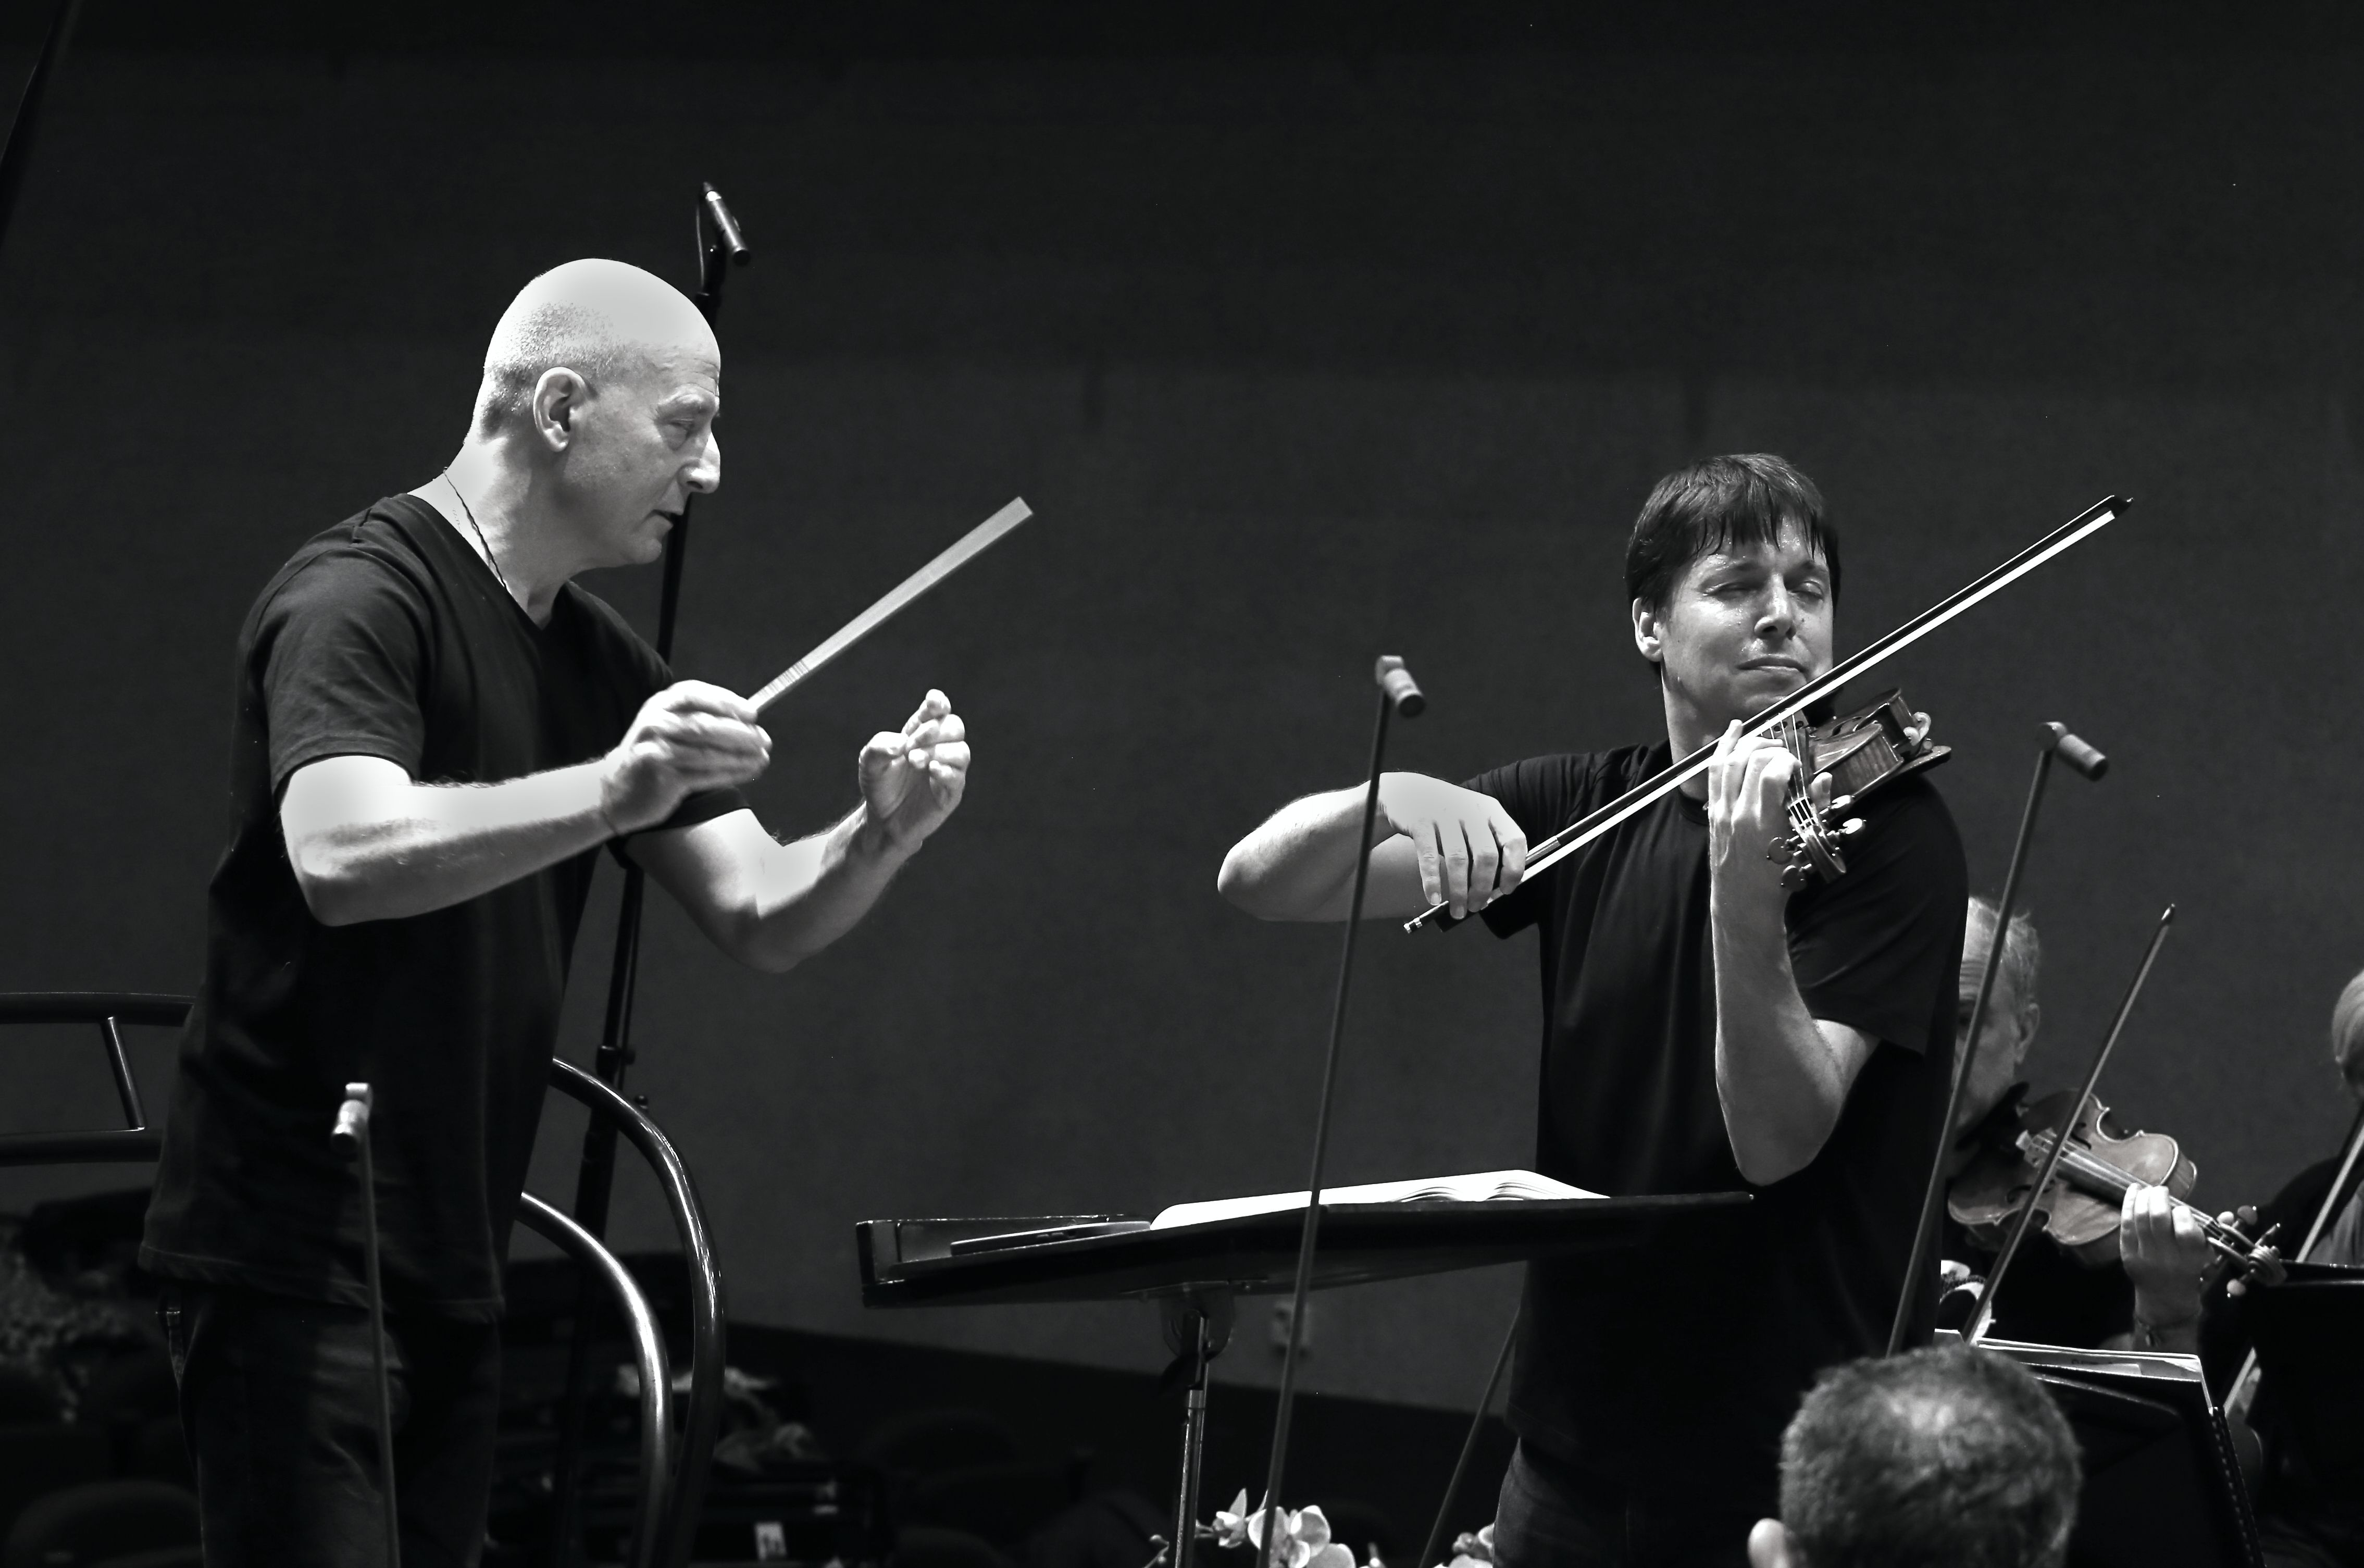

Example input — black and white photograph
[0,5,2356,1566]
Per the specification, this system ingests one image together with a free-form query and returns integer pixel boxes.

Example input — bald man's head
[474,258,718,435]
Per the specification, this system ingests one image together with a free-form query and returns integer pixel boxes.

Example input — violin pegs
[1839,818,1865,837]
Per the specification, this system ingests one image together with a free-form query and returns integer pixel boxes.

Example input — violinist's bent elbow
[1733,1139,1817,1188]
[1216,842,1288,919]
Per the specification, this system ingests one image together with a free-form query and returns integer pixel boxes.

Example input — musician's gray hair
[1781,1347,2081,1568]
[1966,894,2040,1012]
[2331,969,2364,1086]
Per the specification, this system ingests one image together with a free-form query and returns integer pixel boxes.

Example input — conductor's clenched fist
[601,680,773,835]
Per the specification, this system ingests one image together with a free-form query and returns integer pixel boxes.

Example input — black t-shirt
[1937,1085,2134,1349]
[141,496,744,1319]
[1472,742,1965,1508]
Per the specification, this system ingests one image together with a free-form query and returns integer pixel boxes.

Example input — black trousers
[1492,1440,1761,1568]
[159,1280,502,1568]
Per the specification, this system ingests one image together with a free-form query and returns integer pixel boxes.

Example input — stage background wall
[1,19,2360,1411]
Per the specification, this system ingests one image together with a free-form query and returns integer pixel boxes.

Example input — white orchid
[1443,1522,1494,1568]
[1209,1490,1359,1568]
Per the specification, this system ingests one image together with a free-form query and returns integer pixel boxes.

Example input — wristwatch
[2127,1312,2198,1351]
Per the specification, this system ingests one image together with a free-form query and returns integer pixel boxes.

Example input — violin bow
[1403,494,2130,932]
[1963,904,2175,1347]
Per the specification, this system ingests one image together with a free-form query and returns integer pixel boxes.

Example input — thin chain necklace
[441,469,515,599]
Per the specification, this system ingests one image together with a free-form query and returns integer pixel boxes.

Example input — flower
[1443,1523,1494,1568]
[1208,1491,1358,1568]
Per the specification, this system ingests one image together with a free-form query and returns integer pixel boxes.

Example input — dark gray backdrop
[1,22,2358,1411]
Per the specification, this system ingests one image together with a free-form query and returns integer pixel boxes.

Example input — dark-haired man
[1748,1347,2081,1568]
[1220,454,1966,1565]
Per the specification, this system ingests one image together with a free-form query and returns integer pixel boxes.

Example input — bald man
[140,260,969,1565]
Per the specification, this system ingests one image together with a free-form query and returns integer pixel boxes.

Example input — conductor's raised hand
[860,689,970,855]
[1376,773,1526,919]
[601,681,772,836]
[1706,720,1817,910]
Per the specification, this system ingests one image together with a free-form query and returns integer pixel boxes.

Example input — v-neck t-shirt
[1471,742,1965,1507]
[142,495,744,1318]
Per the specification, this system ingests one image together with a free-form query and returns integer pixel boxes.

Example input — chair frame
[0,993,726,1568]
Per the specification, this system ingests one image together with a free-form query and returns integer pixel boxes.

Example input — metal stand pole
[1885,722,2105,1355]
[1414,1312,1517,1568]
[334,1084,401,1568]
[1256,658,1423,1567]
[553,182,750,1568]
[1166,1290,1230,1568]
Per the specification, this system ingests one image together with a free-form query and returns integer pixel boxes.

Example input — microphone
[2044,723,2108,780]
[332,1082,372,1151]
[1375,656,1425,718]
[701,183,750,265]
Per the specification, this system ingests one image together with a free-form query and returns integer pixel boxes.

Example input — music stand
[2244,1264,2364,1521]
[1969,1337,2263,1568]
[858,1192,1747,1568]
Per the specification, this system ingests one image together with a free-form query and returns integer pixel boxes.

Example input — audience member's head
[1748,1347,2081,1568]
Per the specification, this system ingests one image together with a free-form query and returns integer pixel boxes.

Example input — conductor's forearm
[290,762,613,926]
[728,807,917,972]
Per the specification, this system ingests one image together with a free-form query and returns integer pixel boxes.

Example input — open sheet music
[1149,1169,1601,1230]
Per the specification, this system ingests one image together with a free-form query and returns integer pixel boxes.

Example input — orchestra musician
[2249,967,2364,1266]
[1938,897,2224,1352]
[1218,454,1967,1568]
[139,259,972,1566]
[2226,967,2364,1568]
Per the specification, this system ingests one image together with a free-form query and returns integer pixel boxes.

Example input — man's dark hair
[1624,453,1841,614]
[1780,1348,2081,1568]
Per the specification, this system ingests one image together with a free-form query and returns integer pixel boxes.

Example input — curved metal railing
[546,1059,727,1568]
[0,994,727,1568]
[518,1191,672,1568]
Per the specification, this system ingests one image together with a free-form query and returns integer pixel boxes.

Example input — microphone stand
[1255,656,1424,1568]
[333,1084,400,1568]
[1885,722,2106,1356]
[551,183,751,1568]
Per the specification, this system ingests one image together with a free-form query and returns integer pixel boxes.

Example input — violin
[1771,689,1952,889]
[1948,1088,2266,1267]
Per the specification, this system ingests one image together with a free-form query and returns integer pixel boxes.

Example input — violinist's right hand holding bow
[1375,773,1528,919]
[1216,771,1525,922]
